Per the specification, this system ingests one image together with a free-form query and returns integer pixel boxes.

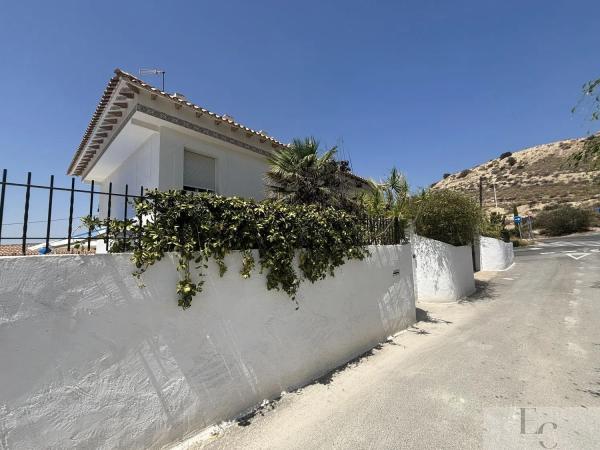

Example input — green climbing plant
[93,190,369,309]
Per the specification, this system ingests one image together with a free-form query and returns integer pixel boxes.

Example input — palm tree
[265,137,352,208]
[360,167,409,218]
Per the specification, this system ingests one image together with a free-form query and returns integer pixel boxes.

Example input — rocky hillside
[432,134,600,216]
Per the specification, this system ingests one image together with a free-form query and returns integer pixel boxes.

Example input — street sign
[514,215,521,224]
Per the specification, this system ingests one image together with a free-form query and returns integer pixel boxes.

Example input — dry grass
[433,134,600,216]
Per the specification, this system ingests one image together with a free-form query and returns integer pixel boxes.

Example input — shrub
[457,169,471,178]
[480,211,508,241]
[95,191,369,308]
[506,156,517,166]
[443,173,451,179]
[566,135,600,169]
[534,205,592,236]
[499,151,512,159]
[590,210,600,227]
[512,239,529,247]
[410,189,481,246]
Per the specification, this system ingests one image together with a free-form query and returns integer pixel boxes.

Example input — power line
[1,216,86,226]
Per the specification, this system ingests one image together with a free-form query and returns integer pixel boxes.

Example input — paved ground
[176,234,600,449]
[515,232,600,256]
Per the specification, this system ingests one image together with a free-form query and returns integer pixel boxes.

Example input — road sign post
[514,215,522,239]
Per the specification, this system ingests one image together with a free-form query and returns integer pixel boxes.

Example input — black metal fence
[362,215,405,245]
[0,169,143,255]
[0,170,406,256]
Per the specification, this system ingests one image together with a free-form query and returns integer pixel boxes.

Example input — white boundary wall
[0,245,415,449]
[479,236,514,271]
[413,235,476,303]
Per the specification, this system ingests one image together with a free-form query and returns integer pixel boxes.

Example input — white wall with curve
[0,245,415,449]
[413,235,476,303]
[479,236,514,271]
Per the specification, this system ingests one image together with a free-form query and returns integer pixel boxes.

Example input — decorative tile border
[136,104,272,157]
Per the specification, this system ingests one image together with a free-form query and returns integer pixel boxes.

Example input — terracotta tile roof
[67,68,286,176]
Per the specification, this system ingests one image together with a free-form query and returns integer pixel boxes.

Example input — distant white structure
[479,236,514,271]
[413,235,476,302]
[67,69,368,218]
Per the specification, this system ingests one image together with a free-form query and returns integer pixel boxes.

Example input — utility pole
[479,177,483,208]
[518,222,523,239]
[492,181,498,209]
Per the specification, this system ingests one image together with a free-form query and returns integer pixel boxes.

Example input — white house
[68,68,368,218]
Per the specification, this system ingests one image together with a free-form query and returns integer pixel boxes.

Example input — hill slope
[432,134,600,215]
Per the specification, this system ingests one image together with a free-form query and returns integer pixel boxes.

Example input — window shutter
[183,151,216,192]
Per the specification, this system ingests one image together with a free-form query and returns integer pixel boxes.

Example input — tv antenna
[139,68,166,91]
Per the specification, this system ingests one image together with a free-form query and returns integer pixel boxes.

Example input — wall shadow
[460,279,497,303]
[415,307,452,324]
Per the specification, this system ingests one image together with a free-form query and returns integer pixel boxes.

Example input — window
[183,150,216,193]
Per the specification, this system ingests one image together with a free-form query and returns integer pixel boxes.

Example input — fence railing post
[105,182,112,246]
[87,180,95,251]
[393,216,400,244]
[67,178,75,252]
[137,186,144,251]
[122,184,128,247]
[44,175,54,251]
[22,172,32,255]
[0,169,6,245]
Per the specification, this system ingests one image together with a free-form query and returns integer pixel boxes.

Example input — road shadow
[314,343,385,386]
[236,395,281,426]
[577,367,600,399]
[460,279,497,303]
[416,307,452,324]
[578,387,600,398]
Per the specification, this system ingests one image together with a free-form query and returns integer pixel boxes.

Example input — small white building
[67,69,284,217]
[68,69,368,218]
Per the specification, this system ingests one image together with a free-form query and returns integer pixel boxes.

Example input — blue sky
[0,0,599,192]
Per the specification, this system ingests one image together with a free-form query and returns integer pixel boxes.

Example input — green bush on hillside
[535,205,592,236]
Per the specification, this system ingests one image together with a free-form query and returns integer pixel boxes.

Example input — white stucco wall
[98,132,160,218]
[156,126,269,199]
[96,125,270,219]
[479,236,514,271]
[413,235,476,303]
[0,245,415,449]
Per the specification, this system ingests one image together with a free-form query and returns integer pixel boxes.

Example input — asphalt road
[177,234,600,450]
[514,232,600,257]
